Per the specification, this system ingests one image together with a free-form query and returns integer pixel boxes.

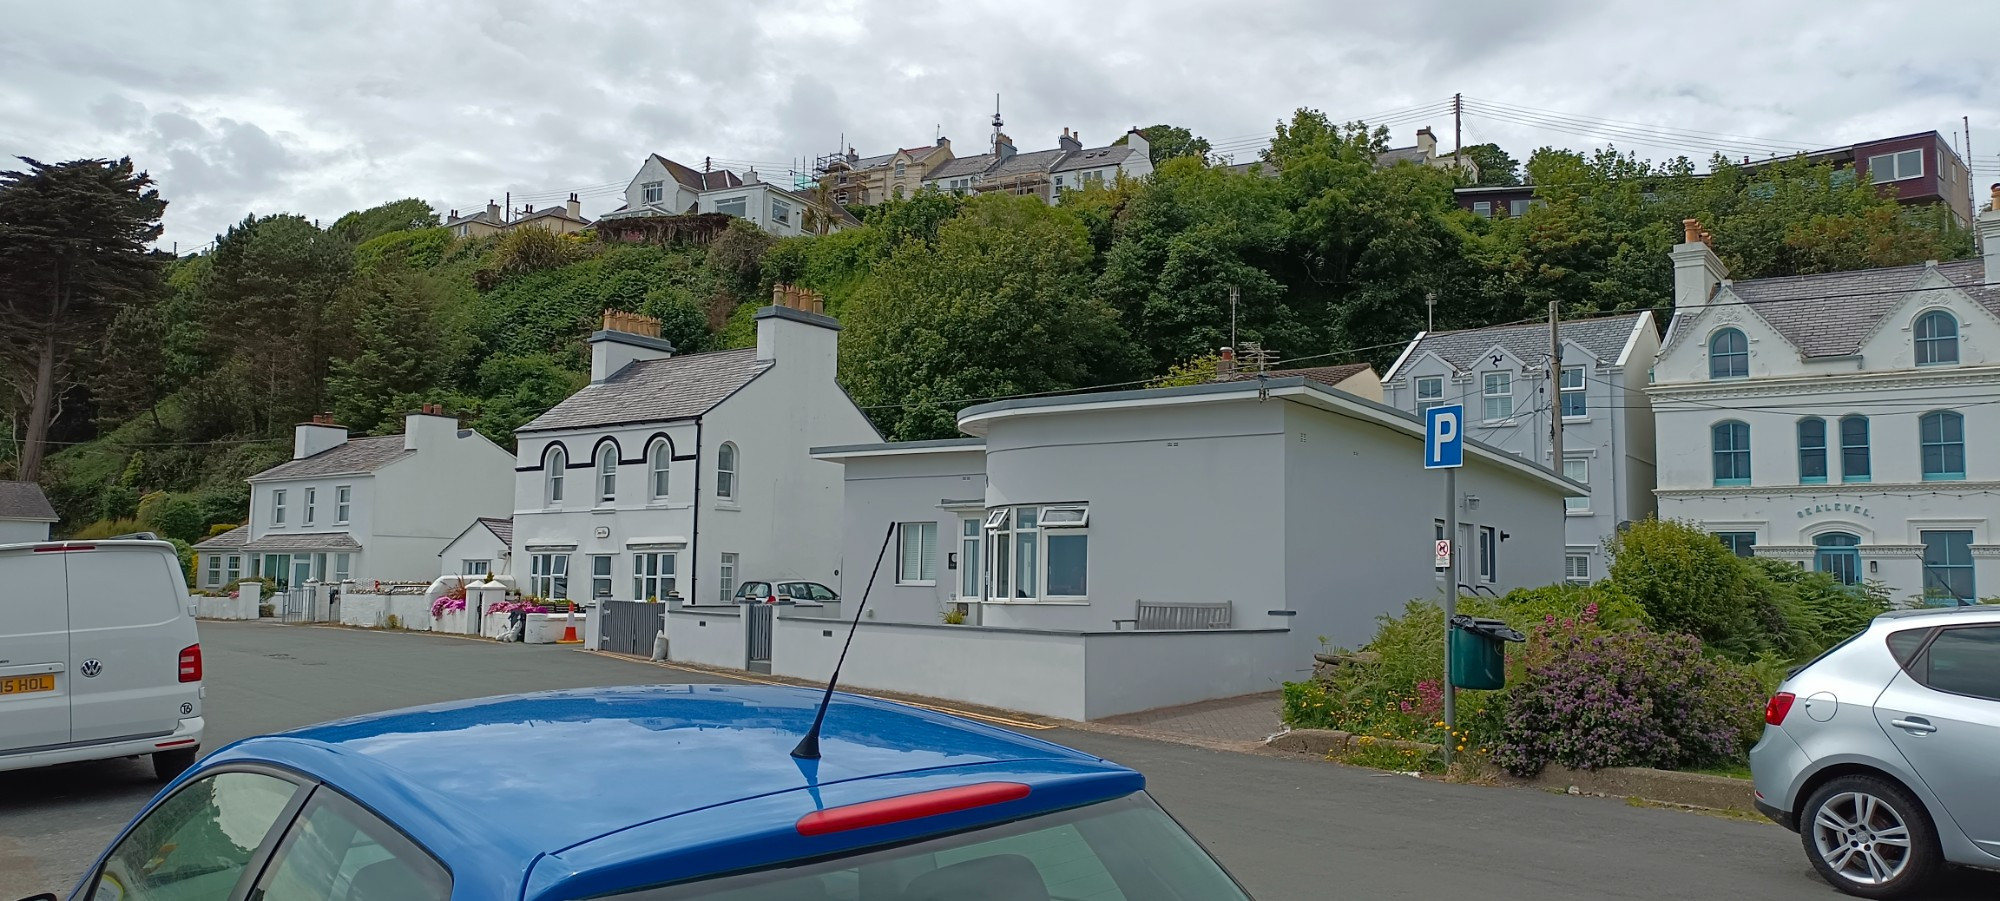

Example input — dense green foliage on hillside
[0,109,1973,537]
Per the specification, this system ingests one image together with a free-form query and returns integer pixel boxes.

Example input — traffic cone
[558,603,580,643]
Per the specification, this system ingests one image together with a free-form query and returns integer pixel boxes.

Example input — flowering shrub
[431,596,467,618]
[485,600,550,615]
[1490,612,1766,777]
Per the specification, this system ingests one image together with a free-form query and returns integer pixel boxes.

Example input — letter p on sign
[1425,404,1464,469]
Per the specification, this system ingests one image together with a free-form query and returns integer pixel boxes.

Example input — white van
[0,539,204,780]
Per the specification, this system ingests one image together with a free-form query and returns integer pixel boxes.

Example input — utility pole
[1229,285,1240,351]
[1965,115,1976,217]
[1425,291,1436,334]
[1550,299,1564,466]
[1453,93,1463,163]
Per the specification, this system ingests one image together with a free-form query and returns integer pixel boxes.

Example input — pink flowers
[431,596,467,618]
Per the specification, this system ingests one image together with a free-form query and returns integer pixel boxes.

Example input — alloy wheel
[1810,790,1913,886]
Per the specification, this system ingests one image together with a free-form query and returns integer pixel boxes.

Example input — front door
[1872,625,2000,855]
[67,545,198,744]
[0,549,69,753]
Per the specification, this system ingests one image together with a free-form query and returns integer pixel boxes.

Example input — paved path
[6,621,1996,899]
[1098,691,1284,747]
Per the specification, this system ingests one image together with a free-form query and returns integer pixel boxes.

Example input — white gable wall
[370,430,517,582]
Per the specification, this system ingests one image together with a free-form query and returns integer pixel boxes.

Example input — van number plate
[0,674,55,694]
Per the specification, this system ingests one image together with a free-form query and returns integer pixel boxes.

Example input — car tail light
[1765,691,1795,725]
[795,782,1031,836]
[178,644,202,682]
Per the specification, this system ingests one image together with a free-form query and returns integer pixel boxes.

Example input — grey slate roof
[1389,312,1652,379]
[244,532,363,552]
[0,480,56,521]
[928,155,995,180]
[1722,259,1997,358]
[476,516,513,547]
[1224,160,1281,179]
[249,436,413,482]
[195,525,250,550]
[519,347,771,433]
[1377,145,1429,166]
[986,149,1068,180]
[1051,144,1138,173]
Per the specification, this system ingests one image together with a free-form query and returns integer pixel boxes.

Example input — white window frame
[1563,458,1590,513]
[633,552,676,601]
[713,196,748,218]
[205,553,223,587]
[529,553,569,599]
[1478,525,1498,583]
[334,485,351,524]
[463,559,489,576]
[271,489,287,527]
[596,444,617,503]
[716,443,738,501]
[959,518,981,599]
[984,505,1090,602]
[718,552,738,603]
[1867,149,1923,183]
[333,553,351,582]
[642,181,664,204]
[897,522,939,586]
[1559,366,1586,419]
[545,446,566,506]
[648,441,670,501]
[303,487,317,526]
[771,198,791,225]
[225,554,242,585]
[589,553,614,599]
[1481,372,1513,422]
[1415,376,1444,415]
[1565,553,1589,584]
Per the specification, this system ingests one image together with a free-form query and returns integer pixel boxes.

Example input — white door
[67,544,200,744]
[0,548,70,752]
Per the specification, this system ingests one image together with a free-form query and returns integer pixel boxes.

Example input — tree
[193,214,355,437]
[1115,124,1212,166]
[1459,143,1521,186]
[0,157,166,479]
[841,195,1144,439]
[328,198,439,244]
[327,268,468,433]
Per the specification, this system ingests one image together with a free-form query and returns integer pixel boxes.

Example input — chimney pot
[1683,218,1701,244]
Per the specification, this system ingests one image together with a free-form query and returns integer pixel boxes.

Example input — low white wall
[666,606,744,669]
[771,616,1090,720]
[196,595,259,620]
[338,593,437,630]
[1080,629,1293,720]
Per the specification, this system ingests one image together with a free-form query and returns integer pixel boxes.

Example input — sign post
[1424,405,1465,765]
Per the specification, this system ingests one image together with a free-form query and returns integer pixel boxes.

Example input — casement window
[1562,459,1589,512]
[589,554,614,599]
[893,161,907,177]
[1914,310,1959,365]
[304,488,317,525]
[1714,532,1757,558]
[897,522,939,585]
[1797,418,1828,484]
[335,485,351,523]
[1712,421,1751,486]
[545,446,567,505]
[1920,530,1975,603]
[713,197,748,218]
[642,181,664,204]
[205,554,222,587]
[649,441,671,499]
[959,519,981,598]
[529,553,569,599]
[633,552,675,601]
[1559,366,1586,418]
[225,554,242,584]
[596,444,618,502]
[272,489,288,526]
[333,553,351,582]
[1866,149,1923,182]
[1481,372,1513,421]
[1564,554,1589,584]
[718,553,738,603]
[1478,526,1498,583]
[984,505,1090,601]
[1472,201,1492,217]
[1920,411,1965,481]
[1708,329,1748,379]
[1415,376,1444,415]
[716,443,738,500]
[771,199,791,226]
[463,560,489,576]
[1840,415,1871,482]
[1509,199,1532,217]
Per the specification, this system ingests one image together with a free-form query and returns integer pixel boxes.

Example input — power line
[1466,96,1825,152]
[1464,104,1785,161]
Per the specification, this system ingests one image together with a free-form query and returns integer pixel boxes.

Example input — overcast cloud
[4,0,1997,249]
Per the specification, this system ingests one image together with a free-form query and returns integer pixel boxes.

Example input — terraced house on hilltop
[1651,197,2000,604]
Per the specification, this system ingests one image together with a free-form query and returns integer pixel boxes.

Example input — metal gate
[277,588,315,623]
[745,603,774,673]
[598,600,666,656]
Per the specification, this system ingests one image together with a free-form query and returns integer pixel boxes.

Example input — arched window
[1814,532,1861,586]
[1839,415,1870,483]
[596,444,618,502]
[1711,421,1751,486]
[1920,411,1965,480]
[649,440,671,499]
[1796,418,1827,484]
[544,446,566,505]
[1914,310,1959,366]
[716,442,738,500]
[1708,328,1749,379]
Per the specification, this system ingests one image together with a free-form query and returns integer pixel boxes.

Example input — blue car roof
[197,684,1142,899]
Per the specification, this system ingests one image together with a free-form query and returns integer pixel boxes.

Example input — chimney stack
[486,199,501,223]
[590,310,674,382]
[1218,347,1236,377]
[1415,127,1437,161]
[294,413,348,460]
[1059,128,1082,152]
[404,405,457,452]
[567,193,581,219]
[1671,218,1729,310]
[1979,184,2000,286]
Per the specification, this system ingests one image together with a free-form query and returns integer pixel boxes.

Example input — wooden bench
[1112,600,1233,631]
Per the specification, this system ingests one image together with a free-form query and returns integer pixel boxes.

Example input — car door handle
[1890,717,1937,735]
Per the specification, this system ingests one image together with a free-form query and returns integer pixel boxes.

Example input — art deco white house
[1651,199,2000,604]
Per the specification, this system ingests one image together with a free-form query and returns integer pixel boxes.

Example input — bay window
[984,505,1089,601]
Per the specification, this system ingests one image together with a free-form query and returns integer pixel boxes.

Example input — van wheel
[1800,775,1942,898]
[153,747,198,782]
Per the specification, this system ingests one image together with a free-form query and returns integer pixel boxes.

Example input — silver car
[1750,605,2000,897]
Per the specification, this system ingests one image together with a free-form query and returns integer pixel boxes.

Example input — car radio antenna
[792,521,896,760]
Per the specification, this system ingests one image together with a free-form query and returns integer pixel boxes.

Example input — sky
[4,0,1998,251]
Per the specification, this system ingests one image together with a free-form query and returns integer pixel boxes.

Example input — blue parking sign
[1425,405,1464,469]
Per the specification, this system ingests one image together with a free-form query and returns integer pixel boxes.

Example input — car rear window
[1920,626,2000,702]
[1885,628,1931,670]
[610,792,1248,900]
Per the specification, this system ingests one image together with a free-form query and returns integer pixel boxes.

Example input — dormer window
[1914,310,1958,365]
[642,181,664,204]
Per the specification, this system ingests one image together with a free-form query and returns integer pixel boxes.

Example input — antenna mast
[792,522,897,760]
